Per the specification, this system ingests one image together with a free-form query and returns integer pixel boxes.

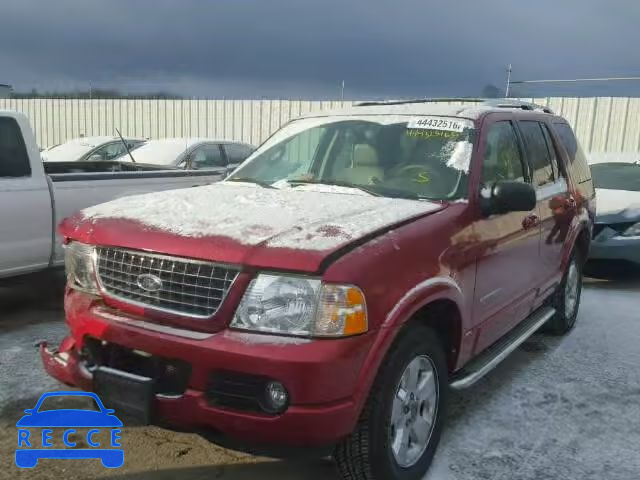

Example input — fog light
[264,381,288,413]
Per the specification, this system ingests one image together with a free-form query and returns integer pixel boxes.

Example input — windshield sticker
[412,172,431,184]
[406,129,462,139]
[407,117,467,132]
[443,140,473,173]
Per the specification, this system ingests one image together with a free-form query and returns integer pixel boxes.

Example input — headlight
[64,242,99,294]
[231,274,367,337]
[619,222,640,238]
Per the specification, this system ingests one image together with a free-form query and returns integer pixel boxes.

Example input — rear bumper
[42,291,376,447]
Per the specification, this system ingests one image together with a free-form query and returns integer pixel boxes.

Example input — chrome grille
[95,247,239,318]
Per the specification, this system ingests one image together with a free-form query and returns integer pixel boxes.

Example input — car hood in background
[60,182,444,272]
[595,188,640,223]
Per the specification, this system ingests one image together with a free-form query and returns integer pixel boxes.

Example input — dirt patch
[0,423,338,480]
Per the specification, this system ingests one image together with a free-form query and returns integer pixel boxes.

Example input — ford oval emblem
[137,274,163,292]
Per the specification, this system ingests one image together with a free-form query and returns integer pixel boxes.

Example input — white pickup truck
[0,111,227,279]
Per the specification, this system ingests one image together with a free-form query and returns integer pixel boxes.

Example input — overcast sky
[2,0,640,98]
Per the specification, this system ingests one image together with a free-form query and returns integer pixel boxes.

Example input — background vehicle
[114,138,254,171]
[43,100,594,480]
[41,136,146,162]
[0,111,228,280]
[588,155,640,273]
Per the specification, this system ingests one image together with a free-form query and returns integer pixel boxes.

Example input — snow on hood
[595,188,640,220]
[79,182,442,251]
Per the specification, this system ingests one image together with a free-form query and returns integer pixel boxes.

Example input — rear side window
[191,144,226,169]
[481,121,526,184]
[224,144,254,164]
[0,117,31,177]
[552,122,591,184]
[519,121,554,187]
[91,142,127,161]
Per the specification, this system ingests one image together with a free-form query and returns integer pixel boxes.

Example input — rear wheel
[334,326,448,480]
[545,253,582,335]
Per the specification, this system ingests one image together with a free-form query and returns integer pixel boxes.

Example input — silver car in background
[588,154,640,273]
[41,136,146,162]
[114,138,254,171]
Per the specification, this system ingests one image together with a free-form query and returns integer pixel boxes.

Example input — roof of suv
[298,99,556,122]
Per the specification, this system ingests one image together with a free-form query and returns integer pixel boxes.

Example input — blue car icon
[16,391,124,468]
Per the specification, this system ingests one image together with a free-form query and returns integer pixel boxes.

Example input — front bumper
[589,235,640,265]
[42,291,376,447]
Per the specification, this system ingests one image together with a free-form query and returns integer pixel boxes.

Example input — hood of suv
[60,182,445,272]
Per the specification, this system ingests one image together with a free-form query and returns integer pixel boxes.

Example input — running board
[450,306,555,390]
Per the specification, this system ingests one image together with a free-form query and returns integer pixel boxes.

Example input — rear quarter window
[552,122,592,185]
[0,117,31,177]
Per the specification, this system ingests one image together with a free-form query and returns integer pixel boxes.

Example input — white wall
[1,97,639,152]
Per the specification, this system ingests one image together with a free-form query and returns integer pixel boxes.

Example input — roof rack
[485,99,554,114]
[354,97,554,114]
[354,98,486,107]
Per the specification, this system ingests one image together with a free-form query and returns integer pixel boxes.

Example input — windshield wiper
[225,177,277,189]
[115,128,136,163]
[287,180,421,200]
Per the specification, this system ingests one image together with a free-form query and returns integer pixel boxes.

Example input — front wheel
[545,253,583,335]
[334,326,448,480]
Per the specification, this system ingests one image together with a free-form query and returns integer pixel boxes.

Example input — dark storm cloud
[1,0,639,97]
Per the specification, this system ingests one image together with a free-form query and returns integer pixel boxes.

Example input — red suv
[43,99,595,480]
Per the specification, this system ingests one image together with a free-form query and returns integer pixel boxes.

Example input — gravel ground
[1,269,639,480]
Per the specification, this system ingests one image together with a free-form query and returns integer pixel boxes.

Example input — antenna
[505,64,512,98]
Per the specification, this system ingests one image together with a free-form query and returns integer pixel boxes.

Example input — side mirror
[87,154,103,162]
[482,181,536,216]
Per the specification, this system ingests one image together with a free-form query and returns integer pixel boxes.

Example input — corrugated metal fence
[1,97,639,152]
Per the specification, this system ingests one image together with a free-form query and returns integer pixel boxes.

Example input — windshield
[228,115,475,200]
[114,139,191,165]
[42,141,96,162]
[591,162,640,192]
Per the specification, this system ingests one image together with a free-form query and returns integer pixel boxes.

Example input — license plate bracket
[93,367,154,425]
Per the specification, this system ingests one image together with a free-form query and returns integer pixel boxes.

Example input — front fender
[351,277,466,418]
[562,210,593,269]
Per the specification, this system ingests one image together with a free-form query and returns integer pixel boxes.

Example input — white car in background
[115,138,255,171]
[588,152,640,274]
[41,136,146,162]
[0,111,226,281]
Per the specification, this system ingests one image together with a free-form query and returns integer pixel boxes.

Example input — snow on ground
[1,271,639,479]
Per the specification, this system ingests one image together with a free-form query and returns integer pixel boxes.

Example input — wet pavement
[1,270,639,480]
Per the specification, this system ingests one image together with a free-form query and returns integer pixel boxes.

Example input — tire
[334,325,448,480]
[544,253,583,335]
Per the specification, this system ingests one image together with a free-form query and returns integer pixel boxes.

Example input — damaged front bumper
[38,290,377,447]
[39,338,92,390]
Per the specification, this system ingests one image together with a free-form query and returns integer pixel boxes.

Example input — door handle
[522,213,539,230]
